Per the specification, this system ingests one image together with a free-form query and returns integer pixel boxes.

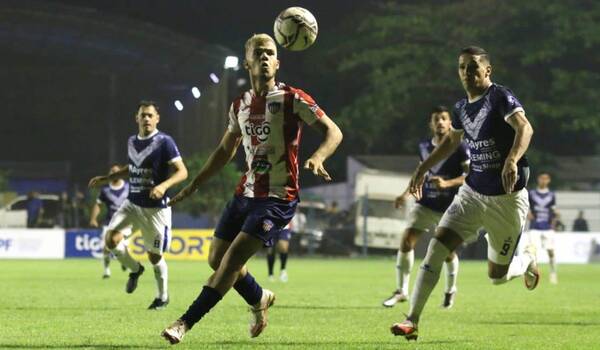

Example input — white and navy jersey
[97,182,129,224]
[529,189,556,230]
[417,139,470,213]
[127,130,182,208]
[452,83,529,196]
[228,82,324,201]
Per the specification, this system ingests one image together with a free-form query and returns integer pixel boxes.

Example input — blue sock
[234,272,263,306]
[180,286,222,329]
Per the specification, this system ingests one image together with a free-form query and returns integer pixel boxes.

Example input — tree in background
[326,0,600,160]
[172,153,240,219]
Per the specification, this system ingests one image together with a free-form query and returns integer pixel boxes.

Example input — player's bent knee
[148,253,162,265]
[400,229,421,251]
[105,231,119,249]
[421,238,451,272]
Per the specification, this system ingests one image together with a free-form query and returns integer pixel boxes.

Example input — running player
[88,100,188,310]
[267,210,305,282]
[161,33,343,344]
[89,164,130,279]
[391,46,538,340]
[267,223,292,282]
[382,106,469,309]
[527,172,559,284]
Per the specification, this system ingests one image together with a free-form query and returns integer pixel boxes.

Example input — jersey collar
[137,129,159,140]
[467,83,493,103]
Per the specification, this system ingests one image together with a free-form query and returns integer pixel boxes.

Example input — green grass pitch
[2,257,600,349]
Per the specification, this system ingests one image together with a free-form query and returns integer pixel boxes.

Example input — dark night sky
[2,0,372,190]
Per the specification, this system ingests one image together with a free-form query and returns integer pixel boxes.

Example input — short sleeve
[227,102,241,134]
[451,104,463,130]
[498,88,525,122]
[293,89,325,125]
[164,136,182,164]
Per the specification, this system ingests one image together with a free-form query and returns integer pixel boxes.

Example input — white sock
[103,253,111,275]
[549,254,557,274]
[491,254,533,285]
[110,240,139,272]
[153,257,168,301]
[444,255,459,293]
[396,250,414,294]
[408,238,450,323]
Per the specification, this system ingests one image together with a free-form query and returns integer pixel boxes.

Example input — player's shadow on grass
[480,320,600,326]
[276,305,381,310]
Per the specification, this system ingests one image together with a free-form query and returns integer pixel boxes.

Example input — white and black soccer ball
[273,7,318,51]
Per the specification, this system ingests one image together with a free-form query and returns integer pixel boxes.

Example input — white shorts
[107,199,172,255]
[406,204,443,233]
[439,184,529,265]
[527,229,555,251]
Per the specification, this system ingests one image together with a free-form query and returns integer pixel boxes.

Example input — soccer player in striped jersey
[161,33,343,344]
[382,106,469,309]
[391,46,538,340]
[88,101,188,310]
[527,172,559,284]
[89,164,130,279]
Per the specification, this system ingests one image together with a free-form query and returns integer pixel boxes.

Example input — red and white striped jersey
[227,82,325,201]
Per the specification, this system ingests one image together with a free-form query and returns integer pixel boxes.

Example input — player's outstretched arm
[88,165,129,188]
[168,130,241,206]
[503,111,533,193]
[409,130,463,199]
[304,114,343,181]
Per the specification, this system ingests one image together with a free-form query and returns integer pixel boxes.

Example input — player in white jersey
[161,33,342,345]
[527,172,559,284]
[391,46,538,340]
[89,164,130,279]
[89,101,188,310]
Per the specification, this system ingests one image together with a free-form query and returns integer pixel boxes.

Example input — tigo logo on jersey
[244,122,271,142]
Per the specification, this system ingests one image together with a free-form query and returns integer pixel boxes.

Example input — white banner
[0,229,65,259]
[552,232,600,264]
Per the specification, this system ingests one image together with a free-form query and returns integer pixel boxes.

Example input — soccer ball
[273,7,318,51]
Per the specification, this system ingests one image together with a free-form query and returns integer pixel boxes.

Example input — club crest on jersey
[262,219,274,233]
[268,102,282,114]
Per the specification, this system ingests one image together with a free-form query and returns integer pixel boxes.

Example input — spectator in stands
[572,210,589,232]
[26,191,43,228]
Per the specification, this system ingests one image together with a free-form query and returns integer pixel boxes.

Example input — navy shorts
[215,195,298,247]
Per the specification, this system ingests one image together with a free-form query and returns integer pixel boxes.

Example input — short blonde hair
[245,33,277,55]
